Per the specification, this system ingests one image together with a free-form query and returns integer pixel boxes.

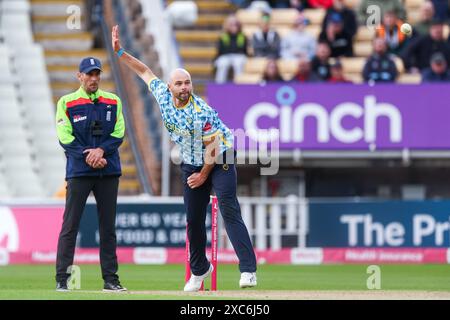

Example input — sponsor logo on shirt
[73,115,87,123]
[203,122,212,132]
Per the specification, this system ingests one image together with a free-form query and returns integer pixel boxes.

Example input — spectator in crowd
[328,58,352,82]
[228,0,248,7]
[311,41,332,80]
[262,59,285,82]
[414,1,436,36]
[321,0,357,39]
[431,0,449,21]
[375,10,410,55]
[289,0,309,11]
[357,0,406,26]
[319,12,354,57]
[252,11,281,59]
[307,0,333,9]
[362,37,398,83]
[214,15,248,83]
[293,57,322,82]
[281,14,317,60]
[421,51,450,82]
[266,0,308,9]
[401,18,450,71]
[247,0,272,12]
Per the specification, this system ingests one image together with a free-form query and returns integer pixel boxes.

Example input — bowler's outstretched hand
[112,25,121,52]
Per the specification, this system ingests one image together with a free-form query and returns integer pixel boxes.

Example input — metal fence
[218,196,308,250]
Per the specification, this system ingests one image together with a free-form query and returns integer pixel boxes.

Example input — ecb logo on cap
[90,59,95,65]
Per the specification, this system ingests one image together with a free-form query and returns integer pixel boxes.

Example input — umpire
[54,57,126,292]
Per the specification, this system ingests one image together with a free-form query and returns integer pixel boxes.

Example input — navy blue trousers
[181,158,257,276]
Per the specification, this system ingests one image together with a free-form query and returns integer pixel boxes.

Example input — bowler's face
[169,72,193,103]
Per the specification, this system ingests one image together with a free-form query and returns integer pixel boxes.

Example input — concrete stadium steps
[52,80,116,101]
[195,14,228,28]
[31,0,87,33]
[32,15,87,34]
[30,0,85,15]
[118,179,141,195]
[180,47,217,61]
[168,0,234,13]
[34,32,94,51]
[195,0,234,12]
[47,64,112,82]
[184,63,214,76]
[45,49,108,65]
[176,30,221,44]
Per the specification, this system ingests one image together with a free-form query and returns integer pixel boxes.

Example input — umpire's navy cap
[79,57,102,74]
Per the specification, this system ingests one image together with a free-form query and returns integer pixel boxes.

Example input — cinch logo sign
[0,207,19,252]
[243,86,403,144]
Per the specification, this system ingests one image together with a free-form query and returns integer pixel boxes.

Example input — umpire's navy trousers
[181,151,257,276]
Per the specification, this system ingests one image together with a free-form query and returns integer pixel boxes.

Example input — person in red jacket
[307,0,334,9]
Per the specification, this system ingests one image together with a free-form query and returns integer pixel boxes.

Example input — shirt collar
[77,86,101,102]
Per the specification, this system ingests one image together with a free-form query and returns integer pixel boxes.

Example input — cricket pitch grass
[0,264,449,300]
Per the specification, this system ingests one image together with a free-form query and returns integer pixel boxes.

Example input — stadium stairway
[171,0,236,98]
[29,0,141,195]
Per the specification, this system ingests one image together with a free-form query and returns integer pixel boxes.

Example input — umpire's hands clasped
[84,148,107,169]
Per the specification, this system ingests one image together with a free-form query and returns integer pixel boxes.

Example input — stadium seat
[277,59,298,79]
[0,0,30,13]
[393,56,405,74]
[0,100,22,125]
[0,127,29,144]
[236,9,261,25]
[242,25,259,39]
[3,156,37,172]
[398,73,421,83]
[0,84,16,101]
[1,13,34,45]
[354,41,373,57]
[0,139,31,157]
[404,0,423,9]
[344,73,364,83]
[356,26,375,42]
[302,9,326,25]
[244,57,268,74]
[234,73,262,84]
[343,0,360,9]
[0,45,13,82]
[276,26,291,38]
[305,25,321,38]
[340,57,366,74]
[7,171,45,197]
[0,172,11,198]
[270,9,298,26]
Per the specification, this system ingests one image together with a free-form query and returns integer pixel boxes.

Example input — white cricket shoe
[184,264,213,292]
[239,272,257,288]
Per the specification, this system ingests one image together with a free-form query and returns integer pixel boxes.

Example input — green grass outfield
[0,264,449,300]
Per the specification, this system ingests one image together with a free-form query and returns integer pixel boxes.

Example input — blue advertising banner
[79,203,211,248]
[307,201,450,247]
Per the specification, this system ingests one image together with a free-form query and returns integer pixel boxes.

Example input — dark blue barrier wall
[307,200,450,247]
[79,203,211,247]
